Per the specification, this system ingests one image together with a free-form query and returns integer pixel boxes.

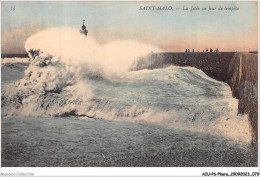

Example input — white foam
[25,27,162,79]
[1,27,252,145]
[1,57,30,66]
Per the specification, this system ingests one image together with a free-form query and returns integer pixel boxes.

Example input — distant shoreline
[2,51,257,59]
[1,53,29,58]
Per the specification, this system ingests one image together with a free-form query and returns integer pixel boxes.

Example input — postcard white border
[0,0,259,176]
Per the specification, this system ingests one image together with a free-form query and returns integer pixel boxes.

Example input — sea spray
[24,27,162,79]
[2,27,162,117]
[1,27,252,144]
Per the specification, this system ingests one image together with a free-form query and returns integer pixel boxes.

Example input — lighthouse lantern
[80,20,88,37]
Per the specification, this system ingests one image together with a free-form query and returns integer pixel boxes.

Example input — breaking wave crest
[1,27,251,144]
[2,27,163,117]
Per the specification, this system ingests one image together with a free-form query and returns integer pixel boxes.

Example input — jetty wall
[147,52,258,143]
[227,53,258,145]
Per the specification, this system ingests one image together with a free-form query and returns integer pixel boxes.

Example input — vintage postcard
[1,1,259,176]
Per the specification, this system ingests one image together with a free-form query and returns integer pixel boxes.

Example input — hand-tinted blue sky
[1,1,258,53]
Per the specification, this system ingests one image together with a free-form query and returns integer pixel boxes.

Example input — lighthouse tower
[80,20,88,37]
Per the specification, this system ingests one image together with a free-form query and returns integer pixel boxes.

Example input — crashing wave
[1,27,252,144]
[2,27,162,117]
[1,57,30,66]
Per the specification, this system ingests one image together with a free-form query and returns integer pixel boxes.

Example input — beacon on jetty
[80,19,88,37]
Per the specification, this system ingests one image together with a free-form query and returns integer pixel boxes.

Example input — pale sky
[1,1,258,54]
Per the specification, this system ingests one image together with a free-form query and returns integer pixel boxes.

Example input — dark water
[1,59,258,167]
[1,63,29,84]
[1,116,257,167]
